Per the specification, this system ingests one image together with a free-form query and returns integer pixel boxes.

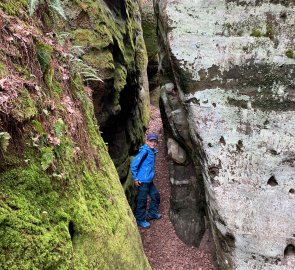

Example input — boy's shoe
[146,213,162,220]
[137,220,150,229]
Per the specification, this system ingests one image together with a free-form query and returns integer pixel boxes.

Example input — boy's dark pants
[136,182,160,222]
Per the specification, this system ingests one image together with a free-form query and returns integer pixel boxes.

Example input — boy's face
[147,139,158,149]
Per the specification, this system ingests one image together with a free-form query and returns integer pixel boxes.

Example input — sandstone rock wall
[60,0,151,206]
[155,0,295,269]
[0,1,151,269]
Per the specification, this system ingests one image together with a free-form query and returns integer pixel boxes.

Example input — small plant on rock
[285,49,294,59]
[0,132,11,152]
[265,24,275,40]
[250,29,262,37]
[68,46,103,82]
[28,0,66,19]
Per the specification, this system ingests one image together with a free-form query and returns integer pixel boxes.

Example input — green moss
[0,161,72,269]
[123,169,137,211]
[113,64,127,92]
[265,23,275,40]
[0,153,21,172]
[13,64,31,80]
[82,50,114,71]
[0,0,27,16]
[44,66,62,94]
[0,122,150,269]
[72,28,112,49]
[0,1,152,268]
[70,74,105,151]
[250,29,262,37]
[150,86,161,107]
[250,24,275,39]
[43,12,54,30]
[11,88,37,121]
[40,146,54,170]
[0,61,7,78]
[142,13,158,59]
[0,132,11,152]
[36,42,53,73]
[73,0,101,15]
[135,36,148,71]
[285,49,294,59]
[32,120,45,134]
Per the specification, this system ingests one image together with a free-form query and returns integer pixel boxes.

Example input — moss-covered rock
[10,88,37,121]
[0,0,28,16]
[36,42,53,73]
[141,2,158,60]
[63,0,150,122]
[285,49,294,59]
[0,3,151,269]
[72,28,113,50]
[59,0,150,201]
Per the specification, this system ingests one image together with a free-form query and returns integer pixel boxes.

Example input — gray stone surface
[169,160,206,247]
[155,0,295,269]
[160,83,206,247]
[167,138,187,165]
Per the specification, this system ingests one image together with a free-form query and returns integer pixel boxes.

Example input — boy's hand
[134,180,141,187]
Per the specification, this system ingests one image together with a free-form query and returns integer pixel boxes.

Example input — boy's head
[146,132,158,149]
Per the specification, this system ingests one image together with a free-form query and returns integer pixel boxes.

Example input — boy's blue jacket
[131,144,157,183]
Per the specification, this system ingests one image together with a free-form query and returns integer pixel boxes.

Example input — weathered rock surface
[61,0,151,204]
[155,0,295,269]
[167,138,187,165]
[141,0,162,108]
[160,83,206,248]
[0,1,151,269]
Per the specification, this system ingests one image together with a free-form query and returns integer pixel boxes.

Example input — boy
[131,132,161,229]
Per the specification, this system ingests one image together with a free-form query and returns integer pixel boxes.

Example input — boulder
[167,138,187,165]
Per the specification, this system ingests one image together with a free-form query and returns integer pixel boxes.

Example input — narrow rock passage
[141,106,216,270]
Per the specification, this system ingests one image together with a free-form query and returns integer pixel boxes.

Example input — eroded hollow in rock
[69,221,75,240]
[267,176,278,186]
[236,140,243,152]
[220,136,226,145]
[284,244,295,258]
[225,232,236,248]
[104,0,127,19]
[289,188,295,194]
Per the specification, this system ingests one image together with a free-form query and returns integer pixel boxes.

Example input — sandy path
[140,106,216,270]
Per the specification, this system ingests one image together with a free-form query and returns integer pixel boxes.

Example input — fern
[70,46,85,58]
[0,132,11,152]
[48,0,66,19]
[28,0,66,19]
[28,0,40,16]
[56,32,71,46]
[69,46,103,82]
